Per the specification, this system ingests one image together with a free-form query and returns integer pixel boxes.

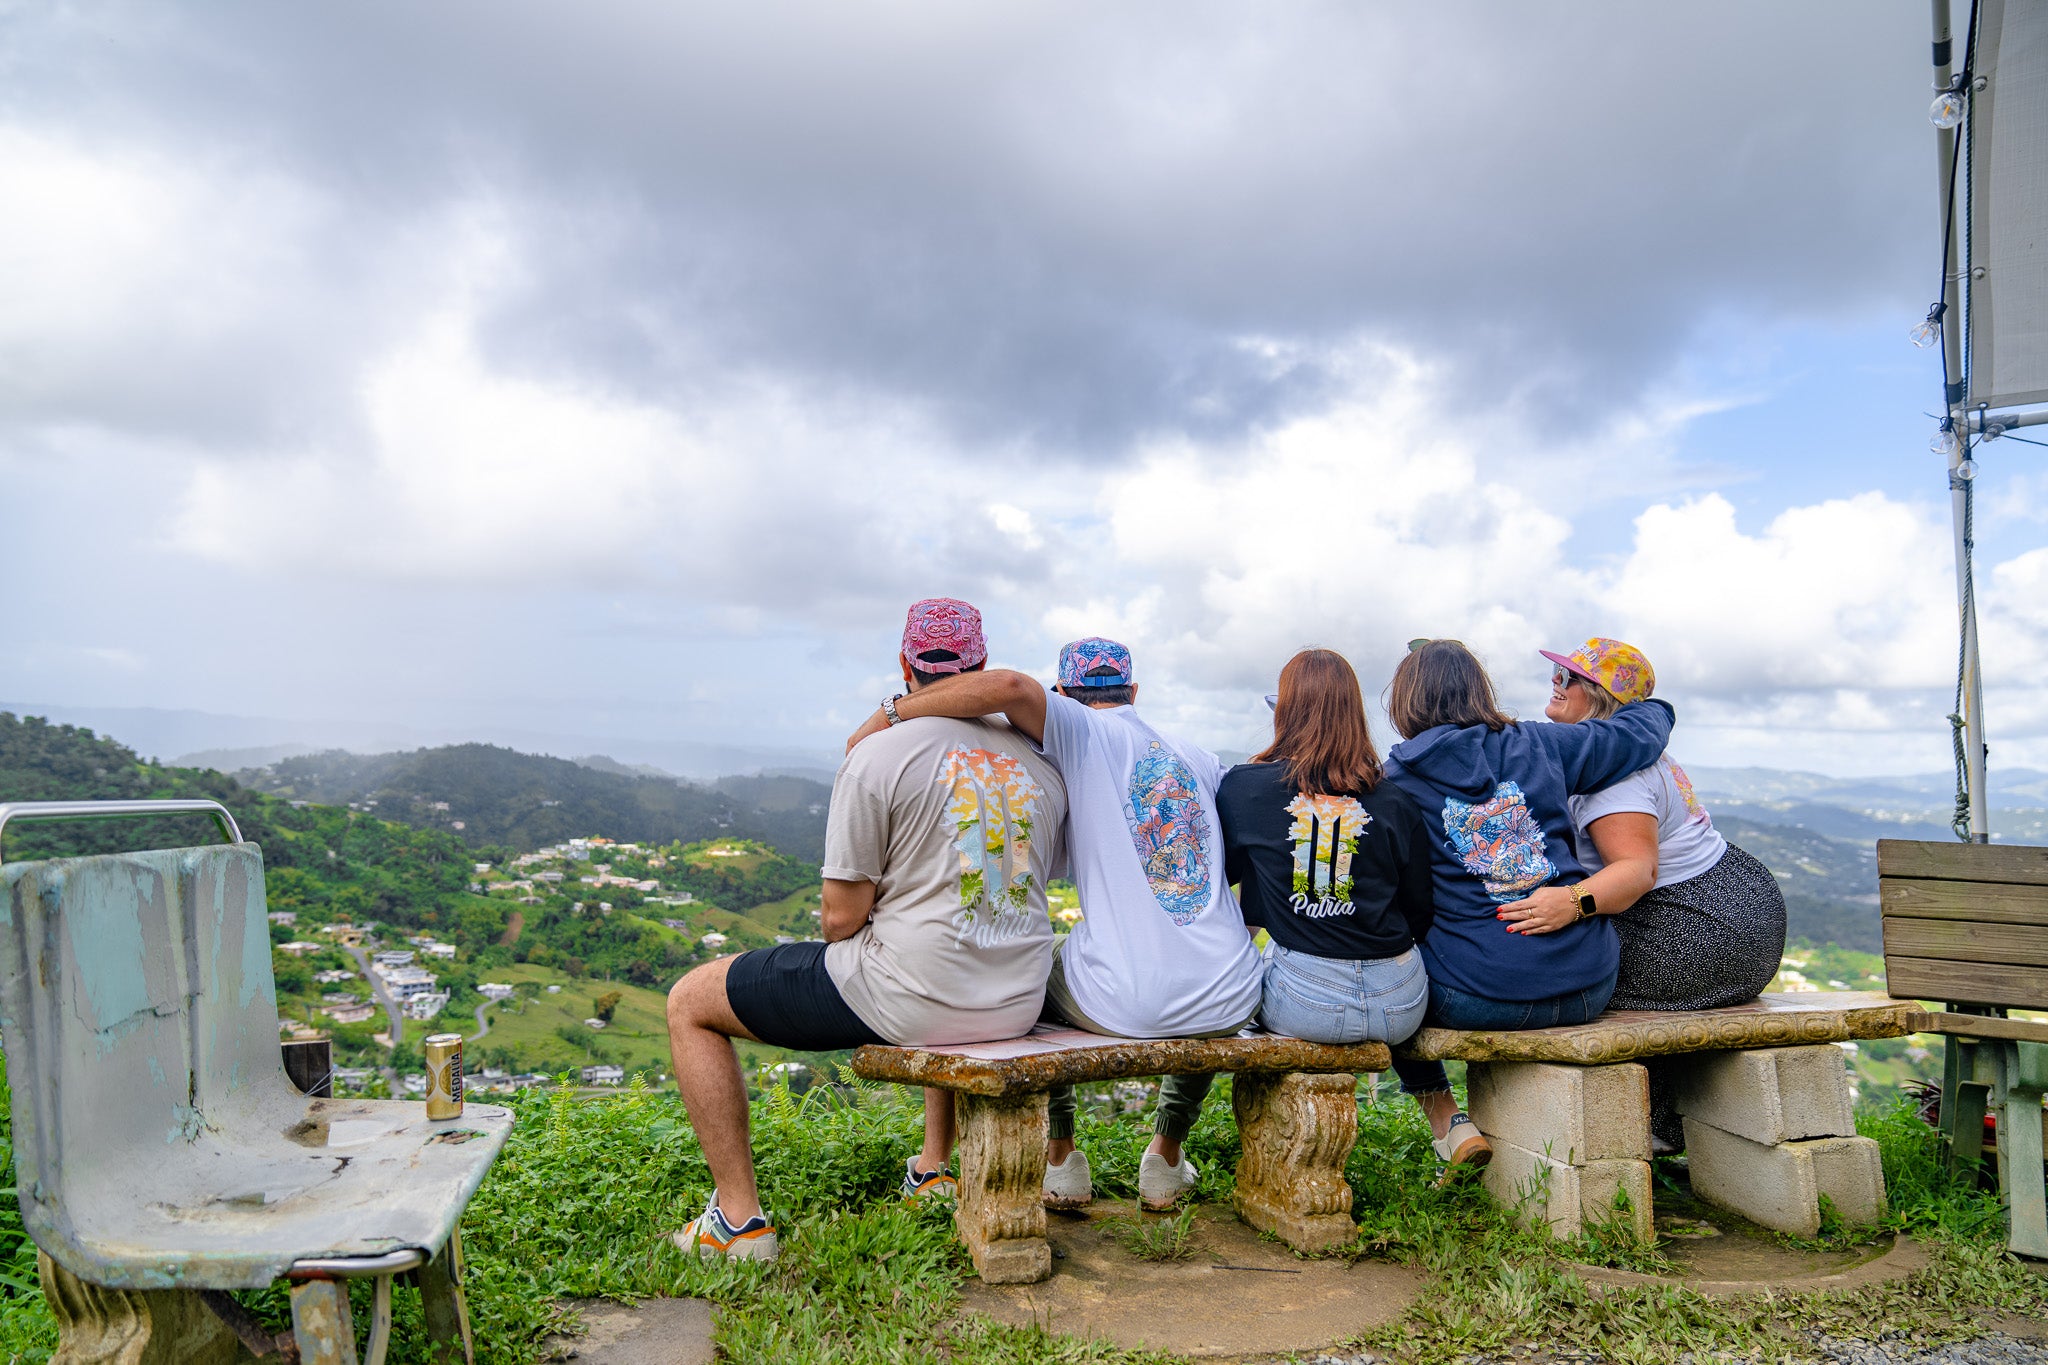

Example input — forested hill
[0,712,483,932]
[239,744,831,862]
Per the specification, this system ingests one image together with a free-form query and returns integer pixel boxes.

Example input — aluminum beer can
[423,1033,465,1120]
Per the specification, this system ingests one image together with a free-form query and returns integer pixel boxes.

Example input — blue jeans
[1390,972,1617,1096]
[1257,943,1428,1046]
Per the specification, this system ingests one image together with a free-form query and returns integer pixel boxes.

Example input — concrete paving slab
[541,1297,716,1364]
[959,1202,1424,1358]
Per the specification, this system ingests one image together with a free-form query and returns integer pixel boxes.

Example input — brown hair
[1385,640,1516,739]
[1252,649,1384,794]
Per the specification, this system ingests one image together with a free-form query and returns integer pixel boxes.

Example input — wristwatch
[1568,883,1598,920]
[881,694,905,726]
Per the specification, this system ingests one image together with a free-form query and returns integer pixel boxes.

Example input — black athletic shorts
[724,941,887,1051]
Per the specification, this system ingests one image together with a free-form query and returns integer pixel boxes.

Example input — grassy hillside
[240,743,831,861]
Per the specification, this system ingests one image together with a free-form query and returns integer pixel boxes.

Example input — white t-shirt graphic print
[1037,690,1261,1039]
[823,716,1068,1045]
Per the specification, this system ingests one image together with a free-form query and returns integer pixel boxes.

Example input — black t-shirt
[1217,761,1436,961]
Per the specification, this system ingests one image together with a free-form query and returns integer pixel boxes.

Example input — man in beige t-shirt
[665,598,1067,1262]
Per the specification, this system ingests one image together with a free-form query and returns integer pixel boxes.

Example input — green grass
[471,964,679,1076]
[0,1064,2040,1364]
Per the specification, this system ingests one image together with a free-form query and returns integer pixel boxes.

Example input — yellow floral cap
[1540,638,1656,704]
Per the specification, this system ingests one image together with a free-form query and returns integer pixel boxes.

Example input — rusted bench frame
[852,1030,1391,1283]
[1880,838,2048,1260]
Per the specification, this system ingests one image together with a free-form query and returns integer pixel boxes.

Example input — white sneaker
[1138,1152,1198,1211]
[1432,1111,1493,1173]
[1041,1150,1093,1210]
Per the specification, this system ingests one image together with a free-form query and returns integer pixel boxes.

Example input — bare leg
[666,957,767,1224]
[919,1087,956,1172]
[1047,1137,1076,1164]
[1416,1089,1459,1140]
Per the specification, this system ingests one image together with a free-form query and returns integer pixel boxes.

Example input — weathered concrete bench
[850,1028,1390,1283]
[1879,837,2048,1259]
[1399,991,1915,1242]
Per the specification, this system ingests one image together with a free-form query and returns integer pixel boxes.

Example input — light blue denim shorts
[1256,941,1429,1046]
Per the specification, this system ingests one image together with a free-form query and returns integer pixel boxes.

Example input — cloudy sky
[5,1,2045,777]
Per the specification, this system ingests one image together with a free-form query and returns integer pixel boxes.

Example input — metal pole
[1933,0,1991,842]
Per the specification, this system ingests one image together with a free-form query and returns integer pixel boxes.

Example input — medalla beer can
[423,1033,465,1120]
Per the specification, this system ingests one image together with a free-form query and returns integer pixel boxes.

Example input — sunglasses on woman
[1551,669,1583,689]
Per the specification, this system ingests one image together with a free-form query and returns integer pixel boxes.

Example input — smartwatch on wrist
[1568,883,1597,920]
[881,694,905,726]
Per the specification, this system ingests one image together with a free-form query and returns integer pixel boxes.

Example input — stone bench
[849,1028,1391,1283]
[1397,991,1917,1242]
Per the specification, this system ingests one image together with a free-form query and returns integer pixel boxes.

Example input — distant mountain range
[237,744,832,864]
[0,702,839,781]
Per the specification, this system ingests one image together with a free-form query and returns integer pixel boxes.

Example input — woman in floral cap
[1531,637,1788,1150]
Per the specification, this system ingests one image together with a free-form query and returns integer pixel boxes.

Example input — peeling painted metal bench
[1396,991,1915,1242]
[1879,837,2048,1259]
[0,801,515,1364]
[850,1026,1390,1283]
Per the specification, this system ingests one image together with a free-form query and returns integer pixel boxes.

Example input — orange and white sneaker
[900,1157,959,1202]
[672,1192,779,1262]
[1433,1111,1493,1174]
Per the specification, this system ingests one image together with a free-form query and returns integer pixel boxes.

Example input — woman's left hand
[1496,886,1583,935]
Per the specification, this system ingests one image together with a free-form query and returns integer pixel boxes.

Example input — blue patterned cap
[1058,637,1133,688]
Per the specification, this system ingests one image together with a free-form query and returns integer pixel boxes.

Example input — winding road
[470,999,496,1041]
[342,942,406,1043]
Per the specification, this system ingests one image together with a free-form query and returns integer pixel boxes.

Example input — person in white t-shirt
[665,598,1067,1261]
[847,637,1262,1212]
[1513,637,1788,1151]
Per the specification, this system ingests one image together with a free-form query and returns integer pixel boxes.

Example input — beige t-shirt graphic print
[941,745,1048,948]
[823,716,1068,1046]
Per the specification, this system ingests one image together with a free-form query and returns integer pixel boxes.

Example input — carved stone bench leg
[954,1090,1050,1284]
[1468,1061,1653,1244]
[1232,1071,1358,1252]
[40,1253,245,1365]
[1673,1045,1884,1237]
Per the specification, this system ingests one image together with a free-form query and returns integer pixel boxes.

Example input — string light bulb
[1931,90,1965,129]
[1957,457,1979,481]
[1931,424,1962,458]
[1910,317,1941,348]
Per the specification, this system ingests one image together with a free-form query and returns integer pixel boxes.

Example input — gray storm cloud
[3,1,1929,457]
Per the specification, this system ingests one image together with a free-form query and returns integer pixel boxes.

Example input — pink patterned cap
[1540,638,1656,704]
[901,598,988,673]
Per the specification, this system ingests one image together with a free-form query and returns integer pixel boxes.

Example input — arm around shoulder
[1557,699,1675,796]
[892,668,1049,744]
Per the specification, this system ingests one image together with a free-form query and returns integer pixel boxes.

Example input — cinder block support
[954,1090,1051,1284]
[1480,1139,1653,1244]
[1467,1060,1650,1163]
[1683,1118,1886,1236]
[1670,1045,1855,1146]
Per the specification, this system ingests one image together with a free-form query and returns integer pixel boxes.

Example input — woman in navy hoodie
[1382,640,1675,1173]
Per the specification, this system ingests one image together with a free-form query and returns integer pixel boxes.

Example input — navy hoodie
[1383,700,1675,1002]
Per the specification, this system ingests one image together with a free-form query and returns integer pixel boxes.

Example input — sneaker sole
[1138,1188,1194,1212]
[1041,1192,1093,1210]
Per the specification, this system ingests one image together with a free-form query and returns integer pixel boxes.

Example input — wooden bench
[850,1028,1391,1283]
[1398,991,1915,1243]
[1879,838,2048,1259]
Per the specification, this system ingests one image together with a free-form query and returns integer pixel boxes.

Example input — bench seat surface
[1399,991,1915,1064]
[851,1026,1392,1096]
